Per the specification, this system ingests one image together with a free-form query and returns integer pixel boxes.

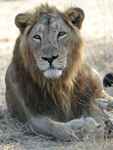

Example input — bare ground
[0,0,113,149]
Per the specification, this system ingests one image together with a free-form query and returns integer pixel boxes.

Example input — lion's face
[27,13,76,79]
[15,5,85,79]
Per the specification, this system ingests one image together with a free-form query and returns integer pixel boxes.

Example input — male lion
[5,4,113,141]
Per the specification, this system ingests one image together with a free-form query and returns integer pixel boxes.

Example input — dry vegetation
[0,0,113,149]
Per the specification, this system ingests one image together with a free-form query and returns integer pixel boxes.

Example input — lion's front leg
[28,116,103,141]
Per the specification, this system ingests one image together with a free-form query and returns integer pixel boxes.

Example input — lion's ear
[68,7,85,29]
[15,13,28,34]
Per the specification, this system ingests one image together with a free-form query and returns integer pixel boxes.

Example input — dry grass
[0,0,113,149]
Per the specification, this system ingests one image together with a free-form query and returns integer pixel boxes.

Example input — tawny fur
[5,4,113,141]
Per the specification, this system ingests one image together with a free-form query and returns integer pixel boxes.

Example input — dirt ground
[0,0,113,149]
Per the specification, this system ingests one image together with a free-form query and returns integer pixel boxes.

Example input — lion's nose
[42,55,59,64]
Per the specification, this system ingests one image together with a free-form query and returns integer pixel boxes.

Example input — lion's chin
[44,68,62,79]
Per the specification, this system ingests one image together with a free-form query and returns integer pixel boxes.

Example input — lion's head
[15,4,85,80]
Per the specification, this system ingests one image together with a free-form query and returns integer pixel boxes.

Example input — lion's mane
[12,4,94,122]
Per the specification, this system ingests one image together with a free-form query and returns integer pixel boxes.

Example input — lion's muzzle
[37,54,66,79]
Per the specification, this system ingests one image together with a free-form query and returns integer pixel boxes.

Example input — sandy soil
[0,0,113,149]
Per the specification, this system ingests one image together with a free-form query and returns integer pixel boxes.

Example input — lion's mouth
[43,66,61,72]
[43,68,62,79]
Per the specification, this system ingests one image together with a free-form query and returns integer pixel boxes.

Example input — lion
[5,4,113,141]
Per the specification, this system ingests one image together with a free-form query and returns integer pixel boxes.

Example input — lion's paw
[67,117,103,140]
[97,98,109,109]
[83,117,104,139]
[96,98,113,111]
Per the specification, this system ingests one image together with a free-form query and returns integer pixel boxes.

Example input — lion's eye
[58,32,66,37]
[33,35,41,40]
